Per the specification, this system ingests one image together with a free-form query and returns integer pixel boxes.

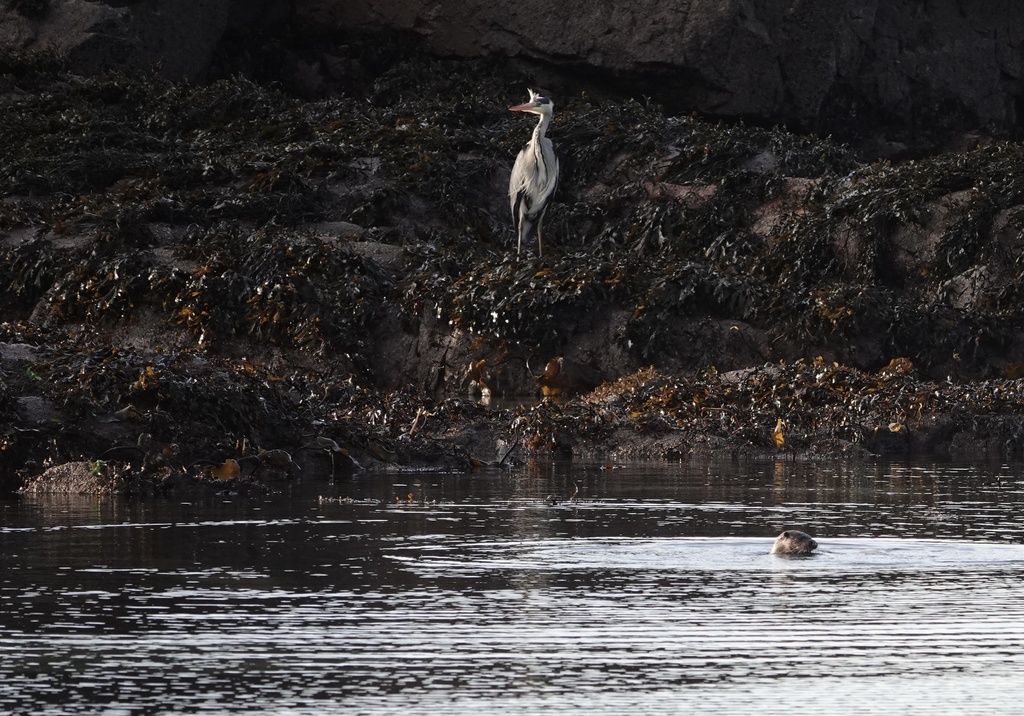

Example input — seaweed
[5,40,1024,485]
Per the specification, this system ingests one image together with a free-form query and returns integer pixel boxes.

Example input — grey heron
[508,89,559,256]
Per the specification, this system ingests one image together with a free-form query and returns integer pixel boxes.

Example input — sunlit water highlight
[4,459,1024,714]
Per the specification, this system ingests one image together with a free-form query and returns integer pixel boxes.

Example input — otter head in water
[771,530,818,556]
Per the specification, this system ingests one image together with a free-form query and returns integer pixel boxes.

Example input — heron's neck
[533,112,551,143]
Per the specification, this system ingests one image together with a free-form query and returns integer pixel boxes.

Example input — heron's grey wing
[509,146,534,218]
[537,139,558,207]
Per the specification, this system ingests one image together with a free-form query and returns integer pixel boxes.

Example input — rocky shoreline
[3,42,1024,496]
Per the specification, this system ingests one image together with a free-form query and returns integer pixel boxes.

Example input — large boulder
[0,0,233,80]
[304,0,1024,140]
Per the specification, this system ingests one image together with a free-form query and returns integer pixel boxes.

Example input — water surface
[3,459,1024,714]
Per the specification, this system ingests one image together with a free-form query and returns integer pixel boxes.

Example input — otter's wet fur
[771,530,818,556]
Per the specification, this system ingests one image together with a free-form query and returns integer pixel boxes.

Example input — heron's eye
[537,97,550,105]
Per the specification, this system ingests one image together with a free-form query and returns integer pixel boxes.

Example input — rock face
[307,0,1024,140]
[3,1,1022,139]
[0,0,253,80]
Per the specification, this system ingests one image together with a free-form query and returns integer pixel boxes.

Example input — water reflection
[2,458,1024,714]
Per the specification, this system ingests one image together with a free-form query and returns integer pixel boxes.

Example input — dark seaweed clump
[4,49,1024,377]
[511,358,1024,458]
[4,42,1024,489]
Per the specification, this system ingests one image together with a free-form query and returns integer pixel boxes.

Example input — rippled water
[4,459,1024,714]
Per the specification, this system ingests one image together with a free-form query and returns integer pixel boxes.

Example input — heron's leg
[537,219,544,257]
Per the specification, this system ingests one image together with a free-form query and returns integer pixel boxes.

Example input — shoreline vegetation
[4,44,1024,496]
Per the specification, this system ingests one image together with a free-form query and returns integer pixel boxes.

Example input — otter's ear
[781,531,790,537]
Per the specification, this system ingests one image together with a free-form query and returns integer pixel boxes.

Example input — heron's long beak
[509,103,537,112]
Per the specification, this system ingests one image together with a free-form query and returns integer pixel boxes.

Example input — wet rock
[15,395,57,424]
[20,460,117,494]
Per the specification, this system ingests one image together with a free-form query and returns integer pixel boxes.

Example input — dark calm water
[4,458,1024,714]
